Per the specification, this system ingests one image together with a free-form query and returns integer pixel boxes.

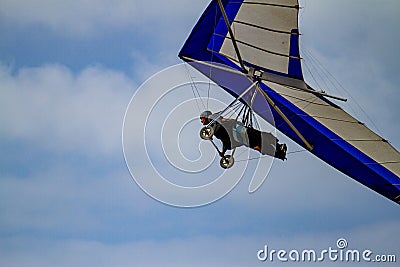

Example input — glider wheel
[220,155,234,169]
[200,126,214,140]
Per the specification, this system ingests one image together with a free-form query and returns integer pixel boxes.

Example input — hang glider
[179,0,400,205]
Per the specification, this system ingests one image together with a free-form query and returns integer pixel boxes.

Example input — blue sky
[1,0,399,266]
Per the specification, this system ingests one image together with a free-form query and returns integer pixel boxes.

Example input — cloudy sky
[1,0,399,266]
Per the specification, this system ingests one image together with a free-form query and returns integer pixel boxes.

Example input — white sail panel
[218,0,300,74]
[220,31,289,73]
[234,21,290,57]
[267,81,400,177]
[237,1,298,32]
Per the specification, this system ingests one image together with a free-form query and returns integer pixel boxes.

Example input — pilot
[200,110,287,160]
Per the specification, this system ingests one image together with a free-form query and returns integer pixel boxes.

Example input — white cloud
[1,222,399,267]
[0,0,210,37]
[0,63,133,156]
[0,164,149,236]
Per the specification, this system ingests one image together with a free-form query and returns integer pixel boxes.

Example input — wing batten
[231,1,299,8]
[220,34,300,59]
[234,20,297,35]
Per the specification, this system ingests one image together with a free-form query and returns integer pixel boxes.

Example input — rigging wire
[222,102,243,119]
[301,47,384,137]
[302,50,331,93]
[302,53,323,92]
[184,62,206,113]
[207,3,220,111]
[184,3,220,114]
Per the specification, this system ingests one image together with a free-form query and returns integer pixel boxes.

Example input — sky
[1,0,399,266]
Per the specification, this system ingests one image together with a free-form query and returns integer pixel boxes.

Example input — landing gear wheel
[200,126,214,140]
[220,155,234,169]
